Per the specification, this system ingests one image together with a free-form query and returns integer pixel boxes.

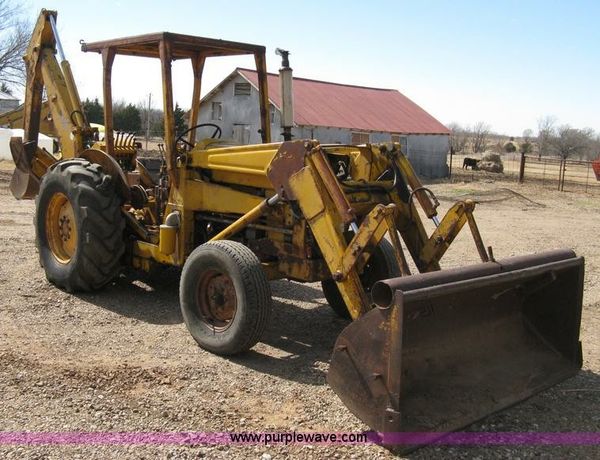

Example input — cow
[463,157,479,170]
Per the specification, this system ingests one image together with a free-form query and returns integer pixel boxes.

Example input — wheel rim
[196,269,237,332]
[45,192,77,264]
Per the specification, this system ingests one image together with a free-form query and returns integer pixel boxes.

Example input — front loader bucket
[327,249,584,442]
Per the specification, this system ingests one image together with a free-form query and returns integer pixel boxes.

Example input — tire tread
[180,240,271,355]
[36,159,125,292]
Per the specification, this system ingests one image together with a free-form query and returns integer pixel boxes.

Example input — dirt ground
[0,163,598,459]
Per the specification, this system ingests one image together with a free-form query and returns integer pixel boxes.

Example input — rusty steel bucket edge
[327,249,584,445]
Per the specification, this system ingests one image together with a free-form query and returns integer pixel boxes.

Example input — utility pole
[145,92,152,151]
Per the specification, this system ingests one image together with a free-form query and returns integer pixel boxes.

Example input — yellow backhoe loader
[8,9,584,445]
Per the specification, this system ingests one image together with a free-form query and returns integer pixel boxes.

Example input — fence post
[558,158,567,192]
[542,159,546,185]
[586,161,590,193]
[518,152,526,183]
[557,158,562,191]
[448,148,453,181]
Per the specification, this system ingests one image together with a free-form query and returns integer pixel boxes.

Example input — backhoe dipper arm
[10,9,96,200]
[21,10,90,157]
[15,10,93,162]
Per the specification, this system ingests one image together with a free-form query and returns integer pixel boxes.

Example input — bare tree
[550,125,593,159]
[471,121,491,153]
[491,139,505,154]
[0,0,31,91]
[136,100,165,137]
[447,122,469,154]
[536,115,556,159]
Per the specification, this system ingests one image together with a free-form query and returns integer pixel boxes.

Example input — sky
[17,0,600,136]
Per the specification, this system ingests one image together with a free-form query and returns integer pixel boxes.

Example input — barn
[198,68,450,178]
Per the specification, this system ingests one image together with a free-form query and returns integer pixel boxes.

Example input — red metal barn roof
[238,68,449,135]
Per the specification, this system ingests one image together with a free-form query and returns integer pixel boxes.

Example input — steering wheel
[176,123,222,149]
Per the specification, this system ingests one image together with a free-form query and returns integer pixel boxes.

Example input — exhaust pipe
[276,48,294,141]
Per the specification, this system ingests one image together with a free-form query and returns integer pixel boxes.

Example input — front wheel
[180,240,272,355]
[36,159,125,292]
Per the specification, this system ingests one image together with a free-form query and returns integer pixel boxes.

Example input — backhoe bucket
[9,137,39,199]
[328,249,584,443]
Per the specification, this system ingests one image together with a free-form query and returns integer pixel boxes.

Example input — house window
[234,82,251,96]
[270,105,276,123]
[211,101,222,121]
[392,134,408,153]
[351,132,370,144]
[233,124,251,145]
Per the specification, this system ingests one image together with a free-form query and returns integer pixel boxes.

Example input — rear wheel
[322,238,401,319]
[180,240,272,355]
[35,159,125,292]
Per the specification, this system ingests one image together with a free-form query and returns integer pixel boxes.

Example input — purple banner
[370,432,600,445]
[0,431,598,446]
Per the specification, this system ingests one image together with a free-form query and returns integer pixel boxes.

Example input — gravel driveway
[0,167,598,459]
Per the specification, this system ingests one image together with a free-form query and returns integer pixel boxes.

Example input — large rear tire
[35,159,125,292]
[322,238,401,319]
[180,240,272,355]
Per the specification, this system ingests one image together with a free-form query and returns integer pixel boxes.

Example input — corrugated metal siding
[238,68,449,135]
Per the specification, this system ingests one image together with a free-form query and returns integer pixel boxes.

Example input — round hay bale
[477,153,504,173]
[482,153,502,163]
[477,160,504,173]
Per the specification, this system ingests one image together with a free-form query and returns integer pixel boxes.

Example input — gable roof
[235,68,449,135]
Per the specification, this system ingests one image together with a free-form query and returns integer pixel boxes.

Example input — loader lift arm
[259,139,491,319]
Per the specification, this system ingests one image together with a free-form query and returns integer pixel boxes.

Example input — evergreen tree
[114,103,141,133]
[174,103,187,137]
[82,98,104,124]
[151,116,165,137]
